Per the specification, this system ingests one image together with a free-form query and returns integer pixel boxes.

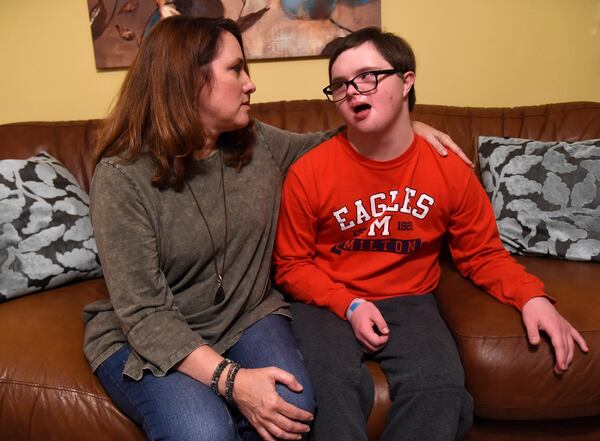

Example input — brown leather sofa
[1,100,599,441]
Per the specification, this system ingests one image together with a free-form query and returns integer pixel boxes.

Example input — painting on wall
[87,0,381,68]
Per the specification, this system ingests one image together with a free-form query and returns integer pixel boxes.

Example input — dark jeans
[291,294,473,441]
[97,314,315,441]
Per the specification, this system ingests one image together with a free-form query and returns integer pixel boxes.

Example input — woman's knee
[276,379,316,415]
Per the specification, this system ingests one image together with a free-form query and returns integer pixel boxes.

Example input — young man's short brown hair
[328,27,417,111]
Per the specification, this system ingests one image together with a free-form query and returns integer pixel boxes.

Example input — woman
[83,16,468,441]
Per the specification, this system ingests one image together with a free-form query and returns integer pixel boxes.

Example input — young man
[273,28,588,441]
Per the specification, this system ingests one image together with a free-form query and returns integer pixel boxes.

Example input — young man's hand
[348,301,390,352]
[521,296,589,374]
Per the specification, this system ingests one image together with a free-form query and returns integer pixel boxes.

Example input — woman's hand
[233,367,313,441]
[412,121,473,167]
[178,346,311,440]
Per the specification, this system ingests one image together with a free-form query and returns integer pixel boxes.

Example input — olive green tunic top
[82,122,327,380]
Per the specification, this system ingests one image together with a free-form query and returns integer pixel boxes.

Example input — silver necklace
[186,150,228,304]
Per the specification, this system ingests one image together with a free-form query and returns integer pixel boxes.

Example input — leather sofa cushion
[0,279,145,441]
[436,255,600,420]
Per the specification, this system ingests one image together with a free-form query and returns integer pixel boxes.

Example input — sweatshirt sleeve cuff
[513,281,555,310]
[329,291,358,320]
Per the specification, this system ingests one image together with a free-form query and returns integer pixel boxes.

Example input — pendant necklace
[186,150,228,305]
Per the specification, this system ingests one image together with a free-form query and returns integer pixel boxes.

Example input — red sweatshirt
[273,132,546,319]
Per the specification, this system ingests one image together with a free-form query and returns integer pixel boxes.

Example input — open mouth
[353,103,371,114]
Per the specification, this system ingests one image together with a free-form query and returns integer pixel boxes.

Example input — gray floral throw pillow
[0,152,102,302]
[478,137,600,262]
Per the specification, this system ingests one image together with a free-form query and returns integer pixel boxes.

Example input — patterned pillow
[0,152,102,302]
[478,137,600,262]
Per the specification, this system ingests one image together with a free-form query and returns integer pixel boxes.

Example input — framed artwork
[87,0,381,68]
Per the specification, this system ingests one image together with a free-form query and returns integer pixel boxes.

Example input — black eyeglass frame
[322,69,404,102]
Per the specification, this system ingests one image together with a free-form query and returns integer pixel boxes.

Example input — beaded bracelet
[210,358,233,396]
[225,362,241,404]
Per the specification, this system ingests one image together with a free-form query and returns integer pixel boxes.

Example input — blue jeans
[96,314,315,441]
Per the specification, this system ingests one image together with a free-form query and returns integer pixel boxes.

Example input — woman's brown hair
[94,16,254,190]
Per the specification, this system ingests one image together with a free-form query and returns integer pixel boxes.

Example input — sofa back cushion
[250,100,600,165]
[1,101,599,193]
[0,120,101,194]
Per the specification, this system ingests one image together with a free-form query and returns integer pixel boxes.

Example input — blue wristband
[346,298,365,320]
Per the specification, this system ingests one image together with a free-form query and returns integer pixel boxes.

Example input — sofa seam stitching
[0,378,113,402]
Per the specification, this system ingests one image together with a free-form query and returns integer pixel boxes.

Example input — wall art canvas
[87,0,381,68]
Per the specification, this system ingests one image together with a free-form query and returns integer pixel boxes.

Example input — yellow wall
[1,0,599,124]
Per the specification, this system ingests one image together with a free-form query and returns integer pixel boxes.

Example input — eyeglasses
[323,69,403,102]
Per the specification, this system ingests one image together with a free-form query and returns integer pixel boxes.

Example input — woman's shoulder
[96,154,154,181]
[92,155,157,200]
[252,119,322,145]
[252,120,286,143]
[97,153,152,170]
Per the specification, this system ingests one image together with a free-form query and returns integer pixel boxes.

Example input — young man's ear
[402,72,415,99]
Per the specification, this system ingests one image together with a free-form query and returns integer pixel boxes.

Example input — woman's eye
[231,63,243,73]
